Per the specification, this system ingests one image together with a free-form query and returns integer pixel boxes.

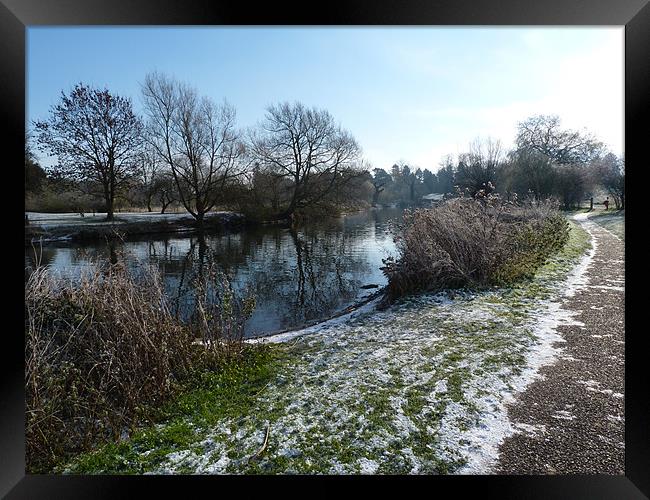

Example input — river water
[24,207,404,338]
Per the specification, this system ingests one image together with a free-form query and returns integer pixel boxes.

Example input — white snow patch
[512,422,547,438]
[552,410,576,421]
[358,457,379,474]
[590,285,624,292]
[454,214,597,474]
[434,379,448,394]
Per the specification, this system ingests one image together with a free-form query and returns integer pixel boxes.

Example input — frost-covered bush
[381,195,569,303]
[491,211,569,285]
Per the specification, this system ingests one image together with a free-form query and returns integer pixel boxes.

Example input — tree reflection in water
[23,208,403,337]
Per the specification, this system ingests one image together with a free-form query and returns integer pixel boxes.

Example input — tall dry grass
[25,258,253,472]
[381,194,569,303]
[189,261,256,362]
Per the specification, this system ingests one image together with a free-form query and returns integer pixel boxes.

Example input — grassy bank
[60,345,286,474]
[589,209,624,240]
[61,218,591,474]
[24,211,246,244]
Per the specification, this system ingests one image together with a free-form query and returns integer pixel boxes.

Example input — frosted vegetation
[589,209,624,241]
[64,220,591,475]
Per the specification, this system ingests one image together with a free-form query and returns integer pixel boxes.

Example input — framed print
[2,0,648,497]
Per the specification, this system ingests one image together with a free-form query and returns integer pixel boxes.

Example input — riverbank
[60,216,595,474]
[24,211,246,244]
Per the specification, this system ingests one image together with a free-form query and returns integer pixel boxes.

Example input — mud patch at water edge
[64,220,591,475]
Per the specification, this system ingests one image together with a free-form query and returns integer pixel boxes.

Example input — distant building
[421,193,444,206]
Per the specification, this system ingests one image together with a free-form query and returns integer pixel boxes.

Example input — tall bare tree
[34,83,143,220]
[516,115,604,165]
[136,143,164,212]
[248,102,362,220]
[141,72,245,225]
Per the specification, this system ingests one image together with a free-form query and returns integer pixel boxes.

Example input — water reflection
[24,208,403,337]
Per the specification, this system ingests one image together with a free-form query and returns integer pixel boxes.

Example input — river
[24,207,404,338]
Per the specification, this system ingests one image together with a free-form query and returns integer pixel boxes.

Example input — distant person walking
[604,197,610,211]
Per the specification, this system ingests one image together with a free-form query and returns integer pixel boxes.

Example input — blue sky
[27,27,623,171]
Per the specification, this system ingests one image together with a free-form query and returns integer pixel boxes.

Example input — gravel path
[496,213,625,474]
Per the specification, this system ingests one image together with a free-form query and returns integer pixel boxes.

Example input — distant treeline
[370,117,624,210]
[25,76,624,223]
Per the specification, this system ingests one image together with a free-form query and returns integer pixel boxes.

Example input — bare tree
[516,115,604,165]
[248,102,363,221]
[154,171,178,213]
[25,132,47,195]
[137,143,164,212]
[593,152,625,209]
[500,148,556,200]
[554,164,587,210]
[34,83,143,220]
[455,138,503,196]
[245,163,289,215]
[141,72,246,226]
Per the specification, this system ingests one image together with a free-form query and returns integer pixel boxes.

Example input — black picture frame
[2,0,648,497]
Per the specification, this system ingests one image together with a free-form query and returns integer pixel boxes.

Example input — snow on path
[496,211,625,474]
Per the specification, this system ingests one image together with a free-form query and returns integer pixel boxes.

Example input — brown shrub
[381,195,569,303]
[25,259,254,472]
[25,263,192,471]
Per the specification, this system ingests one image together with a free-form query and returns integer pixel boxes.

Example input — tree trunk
[274,201,297,222]
[104,185,114,221]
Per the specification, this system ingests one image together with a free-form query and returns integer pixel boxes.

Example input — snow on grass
[586,210,624,241]
[67,217,594,475]
[26,211,241,225]
[358,457,380,474]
